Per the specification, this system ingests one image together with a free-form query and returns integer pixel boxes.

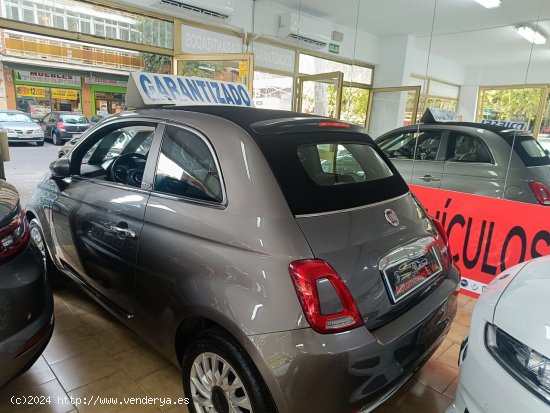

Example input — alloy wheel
[189,352,253,413]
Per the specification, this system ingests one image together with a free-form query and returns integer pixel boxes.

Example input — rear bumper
[247,267,459,413]
[7,136,44,143]
[0,243,54,387]
[57,131,79,140]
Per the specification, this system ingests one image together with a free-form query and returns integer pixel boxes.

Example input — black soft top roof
[164,106,367,137]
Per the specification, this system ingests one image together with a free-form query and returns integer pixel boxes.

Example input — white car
[447,256,550,413]
[539,136,550,155]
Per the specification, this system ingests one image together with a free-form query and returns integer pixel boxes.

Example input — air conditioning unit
[277,12,330,49]
[149,0,235,21]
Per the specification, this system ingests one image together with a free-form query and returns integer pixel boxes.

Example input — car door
[47,119,163,315]
[133,123,225,338]
[377,129,445,188]
[441,131,504,198]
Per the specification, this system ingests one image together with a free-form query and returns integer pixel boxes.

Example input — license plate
[72,133,82,138]
[20,134,33,139]
[382,246,442,303]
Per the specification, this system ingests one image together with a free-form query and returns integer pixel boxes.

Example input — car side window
[378,132,417,159]
[76,124,156,188]
[378,131,442,161]
[449,133,492,163]
[153,125,223,203]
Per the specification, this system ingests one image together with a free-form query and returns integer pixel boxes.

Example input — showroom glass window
[253,71,294,111]
[410,76,460,122]
[298,53,373,125]
[154,126,223,204]
[478,87,545,134]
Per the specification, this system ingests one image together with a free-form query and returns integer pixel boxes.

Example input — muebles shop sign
[411,185,550,297]
[15,70,81,86]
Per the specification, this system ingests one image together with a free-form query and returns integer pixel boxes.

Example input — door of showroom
[366,86,421,138]
[296,71,344,119]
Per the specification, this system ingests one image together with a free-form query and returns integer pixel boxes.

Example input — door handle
[109,225,136,238]
[420,175,440,182]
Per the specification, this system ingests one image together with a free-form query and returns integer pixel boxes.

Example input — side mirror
[545,149,550,157]
[49,157,71,179]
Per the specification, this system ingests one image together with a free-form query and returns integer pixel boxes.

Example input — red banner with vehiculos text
[410,185,550,297]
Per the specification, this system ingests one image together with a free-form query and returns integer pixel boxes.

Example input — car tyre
[29,219,67,290]
[36,140,44,147]
[182,329,276,413]
[52,131,62,146]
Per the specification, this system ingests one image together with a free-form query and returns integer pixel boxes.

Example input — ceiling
[272,0,550,37]
[265,0,550,67]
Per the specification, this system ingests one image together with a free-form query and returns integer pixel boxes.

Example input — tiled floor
[0,284,476,413]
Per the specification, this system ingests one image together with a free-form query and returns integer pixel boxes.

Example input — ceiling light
[474,0,501,8]
[515,25,547,45]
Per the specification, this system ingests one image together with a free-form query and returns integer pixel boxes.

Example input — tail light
[318,121,351,128]
[56,122,66,131]
[528,182,550,205]
[289,259,363,334]
[0,210,30,264]
[432,218,452,271]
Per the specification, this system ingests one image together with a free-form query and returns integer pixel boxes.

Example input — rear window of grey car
[256,132,409,215]
[298,143,393,185]
[500,133,550,167]
[61,114,88,123]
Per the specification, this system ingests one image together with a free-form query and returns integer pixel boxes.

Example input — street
[4,142,60,206]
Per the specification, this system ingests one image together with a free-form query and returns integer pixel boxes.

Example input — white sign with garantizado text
[125,72,253,108]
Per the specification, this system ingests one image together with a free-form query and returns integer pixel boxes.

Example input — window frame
[446,131,495,165]
[149,122,227,209]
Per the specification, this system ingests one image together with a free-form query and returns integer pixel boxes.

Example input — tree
[136,17,173,73]
[482,88,543,131]
[327,85,369,125]
[139,52,172,74]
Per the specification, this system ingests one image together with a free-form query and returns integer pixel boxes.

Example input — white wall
[251,1,380,65]
[457,85,479,122]
[465,60,550,87]
[410,49,467,85]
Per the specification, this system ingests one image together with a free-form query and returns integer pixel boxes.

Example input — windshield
[0,112,33,123]
[60,114,89,124]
